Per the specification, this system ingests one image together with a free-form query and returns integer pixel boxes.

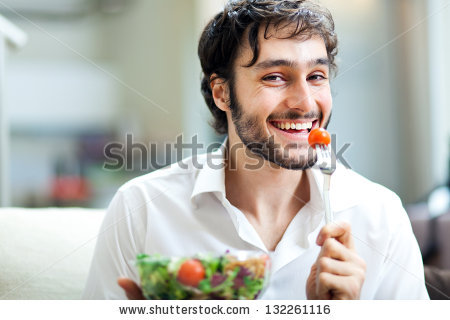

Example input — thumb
[117,277,145,300]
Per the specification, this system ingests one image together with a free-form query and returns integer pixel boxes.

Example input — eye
[262,74,285,82]
[308,74,328,81]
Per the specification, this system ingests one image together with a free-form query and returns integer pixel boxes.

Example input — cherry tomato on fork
[177,259,205,287]
[308,128,331,147]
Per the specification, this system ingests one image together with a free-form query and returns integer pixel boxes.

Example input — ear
[210,74,230,112]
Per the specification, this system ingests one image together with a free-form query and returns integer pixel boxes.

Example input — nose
[286,79,315,113]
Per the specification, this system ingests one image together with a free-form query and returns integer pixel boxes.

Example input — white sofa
[0,208,105,299]
[2,206,448,300]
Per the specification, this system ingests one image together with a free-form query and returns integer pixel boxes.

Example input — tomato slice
[177,259,205,287]
[308,128,331,146]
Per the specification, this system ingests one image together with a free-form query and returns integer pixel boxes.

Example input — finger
[317,256,365,279]
[306,264,319,300]
[117,278,145,300]
[316,222,354,249]
[316,273,360,300]
[319,238,366,265]
[316,222,352,246]
[319,238,349,261]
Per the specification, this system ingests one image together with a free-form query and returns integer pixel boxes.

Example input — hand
[117,278,145,300]
[306,222,366,300]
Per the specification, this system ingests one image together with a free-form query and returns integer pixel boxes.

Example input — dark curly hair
[198,0,338,135]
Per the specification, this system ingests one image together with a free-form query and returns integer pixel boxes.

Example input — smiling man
[83,0,429,299]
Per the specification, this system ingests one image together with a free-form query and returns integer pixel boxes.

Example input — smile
[269,120,319,134]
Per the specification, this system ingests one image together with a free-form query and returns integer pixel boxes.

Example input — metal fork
[315,144,336,225]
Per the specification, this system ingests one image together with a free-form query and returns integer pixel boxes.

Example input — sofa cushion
[0,208,104,299]
[406,202,431,254]
[436,212,450,269]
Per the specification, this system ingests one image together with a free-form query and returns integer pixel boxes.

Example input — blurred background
[1,1,450,298]
[0,0,449,209]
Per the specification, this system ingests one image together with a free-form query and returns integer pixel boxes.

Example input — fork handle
[323,174,333,225]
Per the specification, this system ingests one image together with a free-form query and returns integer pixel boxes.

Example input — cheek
[239,87,281,118]
[315,88,333,114]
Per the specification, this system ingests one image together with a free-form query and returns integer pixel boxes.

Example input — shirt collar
[190,138,227,206]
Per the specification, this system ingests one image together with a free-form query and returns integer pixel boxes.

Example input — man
[83,0,429,299]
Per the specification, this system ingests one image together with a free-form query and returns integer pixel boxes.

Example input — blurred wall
[100,0,191,141]
[5,8,121,206]
[3,0,449,207]
[395,0,433,203]
[99,0,219,147]
[427,0,450,189]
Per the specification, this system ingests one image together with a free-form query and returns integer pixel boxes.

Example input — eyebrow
[253,58,330,70]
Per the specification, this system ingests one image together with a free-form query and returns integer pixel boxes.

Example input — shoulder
[332,164,406,223]
[113,154,208,212]
[336,164,401,203]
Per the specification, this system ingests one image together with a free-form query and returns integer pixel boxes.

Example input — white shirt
[83,145,429,300]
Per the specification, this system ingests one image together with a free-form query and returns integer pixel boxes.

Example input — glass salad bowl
[136,251,271,300]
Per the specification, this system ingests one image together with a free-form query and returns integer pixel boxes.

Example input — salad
[136,252,270,300]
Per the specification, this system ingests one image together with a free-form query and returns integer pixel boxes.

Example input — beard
[228,82,331,170]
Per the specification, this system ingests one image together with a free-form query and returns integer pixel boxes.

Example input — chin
[262,149,317,171]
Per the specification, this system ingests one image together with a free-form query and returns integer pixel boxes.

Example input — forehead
[236,24,328,69]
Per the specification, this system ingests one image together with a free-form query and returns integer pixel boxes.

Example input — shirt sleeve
[372,197,430,299]
[82,190,145,299]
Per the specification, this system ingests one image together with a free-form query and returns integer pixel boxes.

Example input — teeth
[275,121,313,131]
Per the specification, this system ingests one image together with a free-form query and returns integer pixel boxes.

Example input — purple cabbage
[211,273,227,287]
[233,266,252,289]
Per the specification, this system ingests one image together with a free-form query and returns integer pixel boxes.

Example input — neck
[224,137,310,219]
[224,138,310,251]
